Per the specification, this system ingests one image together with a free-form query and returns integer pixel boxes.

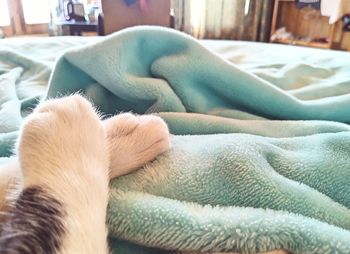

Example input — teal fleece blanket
[1,27,350,253]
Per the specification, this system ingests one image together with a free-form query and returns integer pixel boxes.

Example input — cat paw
[17,95,109,186]
[104,113,170,178]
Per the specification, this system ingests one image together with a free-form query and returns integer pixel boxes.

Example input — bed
[1,26,350,254]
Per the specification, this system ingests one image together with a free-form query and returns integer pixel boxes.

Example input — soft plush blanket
[1,27,350,253]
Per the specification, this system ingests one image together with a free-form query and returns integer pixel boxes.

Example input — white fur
[0,94,171,254]
[18,95,110,254]
[104,112,170,178]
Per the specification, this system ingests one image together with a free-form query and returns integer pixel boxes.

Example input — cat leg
[0,104,171,253]
[104,113,170,178]
[0,95,110,254]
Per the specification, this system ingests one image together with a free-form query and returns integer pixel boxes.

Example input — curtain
[171,0,275,42]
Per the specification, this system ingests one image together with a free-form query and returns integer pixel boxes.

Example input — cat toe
[34,94,99,122]
[107,114,170,178]
[137,115,171,153]
[104,113,140,138]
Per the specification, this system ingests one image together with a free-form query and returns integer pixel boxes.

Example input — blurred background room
[0,0,349,49]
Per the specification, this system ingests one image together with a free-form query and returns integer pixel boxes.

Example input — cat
[0,94,171,254]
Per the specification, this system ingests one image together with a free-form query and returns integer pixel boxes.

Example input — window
[21,0,51,24]
[0,0,51,36]
[0,0,10,26]
[0,0,95,36]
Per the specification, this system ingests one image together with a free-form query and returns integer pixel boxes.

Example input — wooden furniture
[270,0,336,49]
[55,20,98,35]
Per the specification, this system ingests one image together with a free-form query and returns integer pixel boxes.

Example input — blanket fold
[1,27,350,253]
[48,27,350,123]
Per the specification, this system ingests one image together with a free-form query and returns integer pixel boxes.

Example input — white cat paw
[104,113,170,178]
[18,95,109,187]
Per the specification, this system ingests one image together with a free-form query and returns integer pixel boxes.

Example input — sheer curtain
[171,0,274,41]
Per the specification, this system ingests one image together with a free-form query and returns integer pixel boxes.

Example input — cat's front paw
[104,113,170,178]
[18,95,109,186]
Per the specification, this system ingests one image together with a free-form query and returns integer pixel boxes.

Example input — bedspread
[1,27,350,253]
